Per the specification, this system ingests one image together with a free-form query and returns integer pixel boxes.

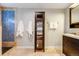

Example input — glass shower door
[2,10,15,54]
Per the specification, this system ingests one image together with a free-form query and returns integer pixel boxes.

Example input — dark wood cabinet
[63,36,79,56]
[35,12,45,52]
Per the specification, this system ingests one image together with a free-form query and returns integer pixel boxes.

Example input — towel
[26,20,33,39]
[49,21,58,29]
[16,20,24,37]
[27,20,33,35]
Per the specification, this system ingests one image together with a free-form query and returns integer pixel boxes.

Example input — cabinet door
[63,36,79,56]
[35,12,45,51]
[37,40,43,49]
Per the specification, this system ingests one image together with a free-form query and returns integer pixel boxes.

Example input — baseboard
[2,42,16,47]
[16,46,34,48]
[16,46,61,49]
[45,46,62,49]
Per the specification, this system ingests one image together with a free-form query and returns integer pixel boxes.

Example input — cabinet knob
[37,43,39,47]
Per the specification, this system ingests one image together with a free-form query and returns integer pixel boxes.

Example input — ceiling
[0,3,72,9]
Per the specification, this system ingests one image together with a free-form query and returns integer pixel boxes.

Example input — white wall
[15,8,64,49]
[45,9,64,48]
[64,8,79,33]
[15,9,34,48]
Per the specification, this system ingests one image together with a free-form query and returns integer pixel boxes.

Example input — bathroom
[0,3,79,56]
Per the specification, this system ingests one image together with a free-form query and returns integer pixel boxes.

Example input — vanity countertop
[63,33,79,39]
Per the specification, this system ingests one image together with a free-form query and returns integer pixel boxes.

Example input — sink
[71,33,79,35]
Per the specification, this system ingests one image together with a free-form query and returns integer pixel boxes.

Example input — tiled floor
[3,47,65,56]
[0,49,1,56]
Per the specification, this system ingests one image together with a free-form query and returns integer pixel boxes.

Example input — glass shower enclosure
[2,9,15,54]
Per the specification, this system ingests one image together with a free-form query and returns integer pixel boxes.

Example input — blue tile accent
[2,10,15,42]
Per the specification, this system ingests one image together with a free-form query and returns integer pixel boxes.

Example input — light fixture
[69,3,79,8]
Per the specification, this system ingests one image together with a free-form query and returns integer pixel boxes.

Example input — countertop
[63,33,79,39]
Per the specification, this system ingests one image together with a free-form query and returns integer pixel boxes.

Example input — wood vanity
[63,34,79,56]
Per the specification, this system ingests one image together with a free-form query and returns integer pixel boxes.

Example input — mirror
[70,5,79,28]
